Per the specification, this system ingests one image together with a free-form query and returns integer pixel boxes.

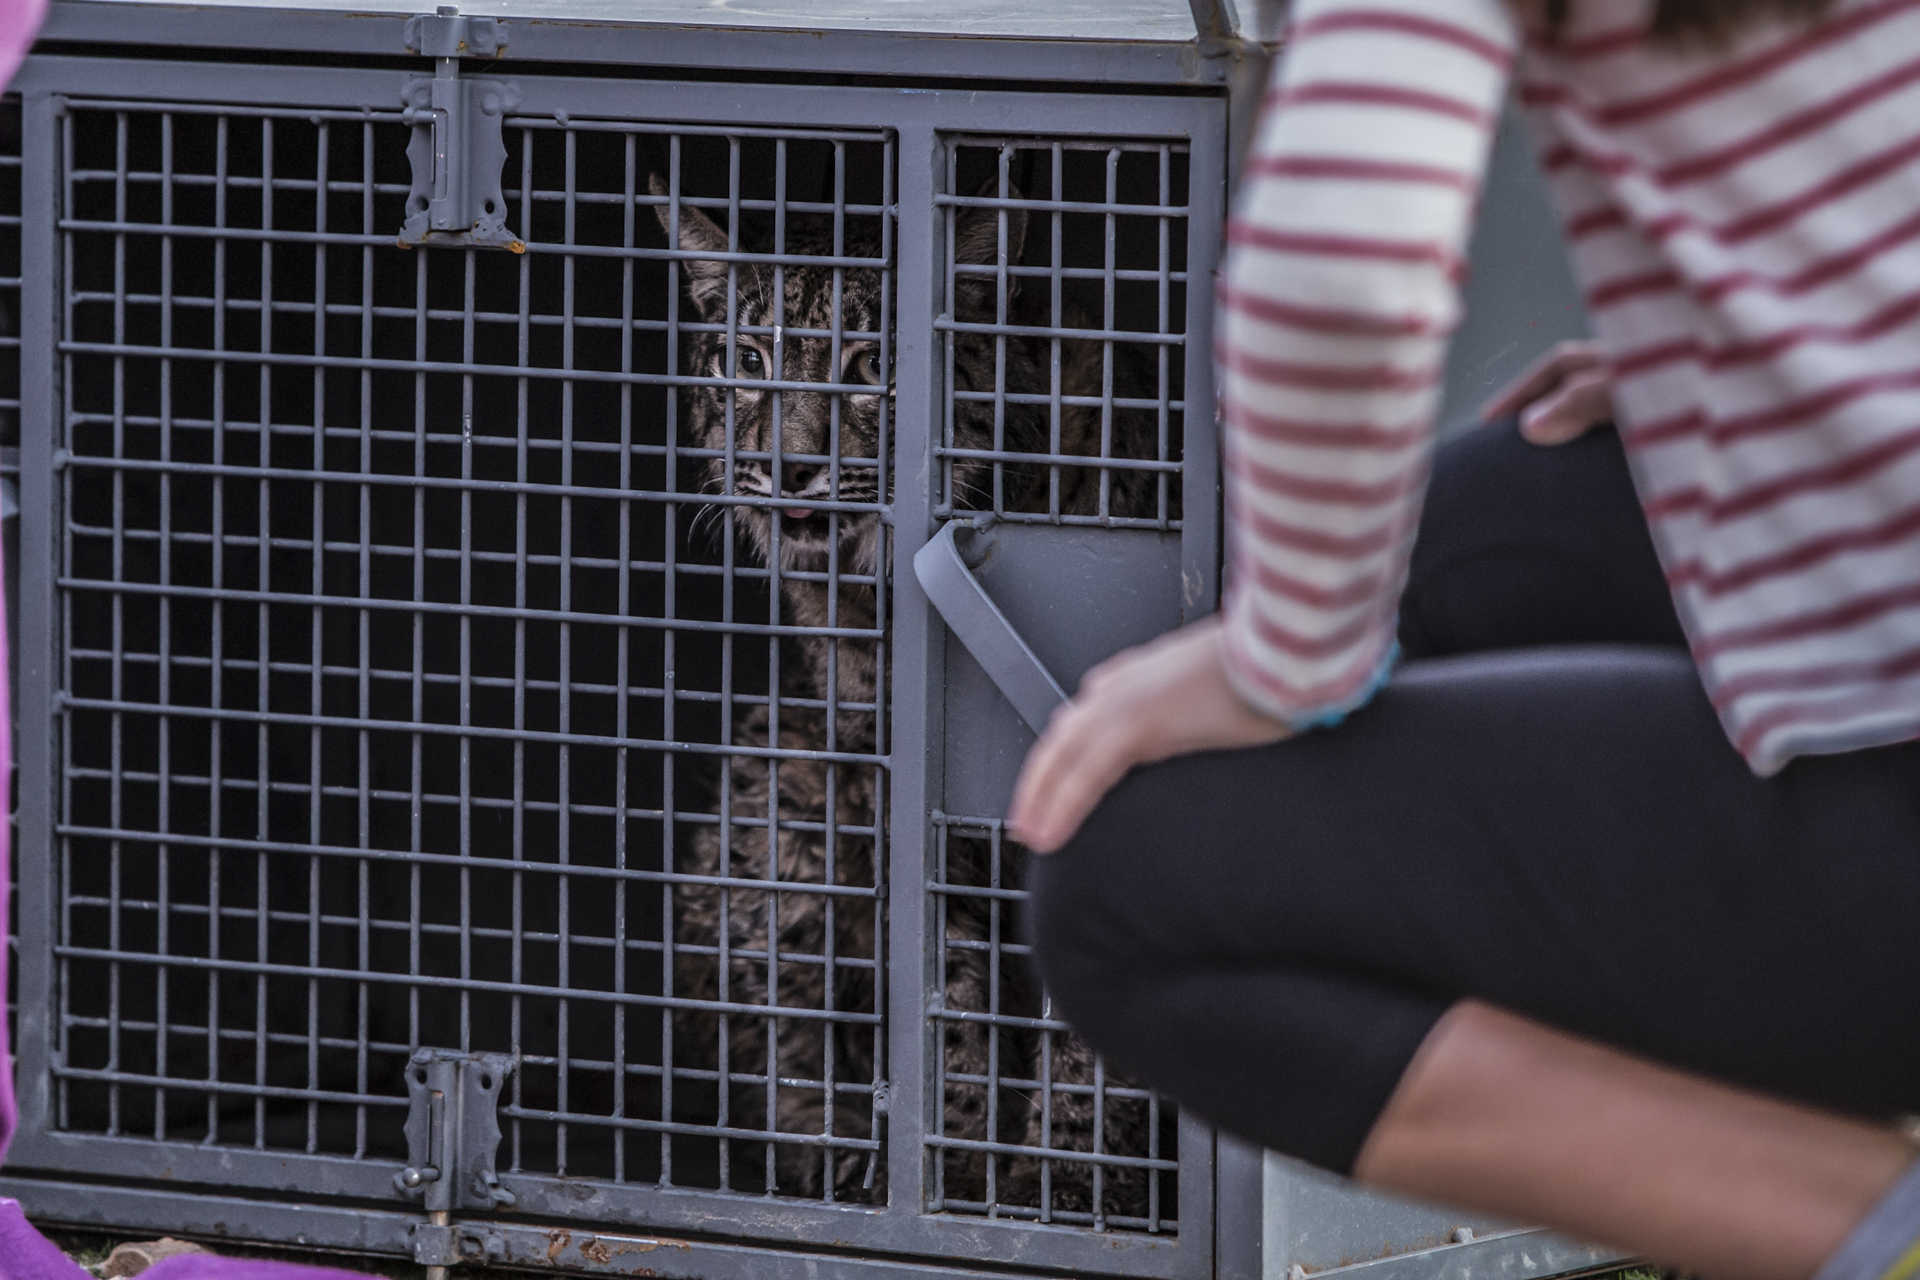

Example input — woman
[1010,2,1920,1277]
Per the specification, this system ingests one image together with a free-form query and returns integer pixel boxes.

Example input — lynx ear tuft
[950,178,1027,317]
[649,173,734,322]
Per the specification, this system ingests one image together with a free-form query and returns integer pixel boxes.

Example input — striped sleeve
[1217,0,1518,725]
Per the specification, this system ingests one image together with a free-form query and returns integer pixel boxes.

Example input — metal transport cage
[0,3,1614,1278]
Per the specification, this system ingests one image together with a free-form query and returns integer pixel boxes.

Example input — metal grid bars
[934,138,1188,530]
[926,812,1176,1233]
[53,97,896,1202]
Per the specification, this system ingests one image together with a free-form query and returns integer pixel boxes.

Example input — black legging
[1028,420,1920,1175]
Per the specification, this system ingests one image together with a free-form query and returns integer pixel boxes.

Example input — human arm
[1010,0,1518,853]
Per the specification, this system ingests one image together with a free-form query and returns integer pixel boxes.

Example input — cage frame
[0,45,1229,1280]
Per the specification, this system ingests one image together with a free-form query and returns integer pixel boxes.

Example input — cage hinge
[399,7,523,252]
[410,1223,508,1268]
[394,1048,518,1219]
[410,1223,459,1269]
[403,5,504,59]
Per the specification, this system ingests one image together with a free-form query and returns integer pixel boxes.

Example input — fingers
[1011,631,1181,853]
[1010,618,1290,855]
[1478,339,1604,424]
[1008,696,1139,855]
[1007,704,1073,842]
[1517,365,1614,445]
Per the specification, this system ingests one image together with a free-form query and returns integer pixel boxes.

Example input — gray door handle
[913,521,1067,735]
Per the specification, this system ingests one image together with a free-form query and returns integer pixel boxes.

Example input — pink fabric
[0,0,42,124]
[0,1200,365,1280]
[0,1200,89,1280]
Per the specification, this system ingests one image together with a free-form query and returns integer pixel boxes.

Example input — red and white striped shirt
[1219,0,1920,773]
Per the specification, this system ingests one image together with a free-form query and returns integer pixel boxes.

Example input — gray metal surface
[936,524,1184,820]
[37,0,1236,90]
[397,15,523,249]
[396,1048,519,1212]
[1266,1155,1514,1274]
[1436,103,1590,433]
[1261,1149,1626,1280]
[1214,1135,1265,1280]
[95,0,1205,40]
[1315,1238,1624,1280]
[912,522,1065,736]
[1,35,1228,1279]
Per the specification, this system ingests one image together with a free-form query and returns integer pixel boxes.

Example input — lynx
[654,176,1172,1215]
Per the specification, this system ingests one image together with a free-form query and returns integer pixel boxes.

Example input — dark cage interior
[56,104,892,1198]
[937,139,1188,528]
[48,96,1183,1228]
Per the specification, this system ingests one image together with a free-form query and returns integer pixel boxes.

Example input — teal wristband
[1285,638,1401,731]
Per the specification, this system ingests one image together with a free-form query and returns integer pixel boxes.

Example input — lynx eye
[734,347,766,379]
[847,348,885,387]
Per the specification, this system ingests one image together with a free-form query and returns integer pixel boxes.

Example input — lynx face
[652,185,882,582]
[654,179,1032,584]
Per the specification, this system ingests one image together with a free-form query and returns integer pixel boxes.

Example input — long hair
[1537,0,1835,45]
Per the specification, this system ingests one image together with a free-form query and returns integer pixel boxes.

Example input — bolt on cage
[0,5,1623,1280]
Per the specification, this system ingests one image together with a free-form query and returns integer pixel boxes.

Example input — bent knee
[1024,763,1186,1024]
[1024,836,1118,1020]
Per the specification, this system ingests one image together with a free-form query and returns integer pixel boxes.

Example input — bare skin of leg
[1353,1001,1917,1280]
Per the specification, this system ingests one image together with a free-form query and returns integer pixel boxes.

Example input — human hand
[1008,616,1291,855]
[1479,340,1614,445]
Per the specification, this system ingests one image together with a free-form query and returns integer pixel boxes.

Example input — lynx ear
[649,173,733,322]
[950,178,1027,316]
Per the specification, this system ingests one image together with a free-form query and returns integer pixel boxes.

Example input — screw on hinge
[398,6,523,251]
[395,1048,519,1230]
[403,5,504,59]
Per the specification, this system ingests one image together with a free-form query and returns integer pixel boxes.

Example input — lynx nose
[782,462,820,495]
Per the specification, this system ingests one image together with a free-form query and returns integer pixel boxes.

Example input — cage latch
[410,1223,508,1270]
[394,1048,519,1229]
[399,6,523,252]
